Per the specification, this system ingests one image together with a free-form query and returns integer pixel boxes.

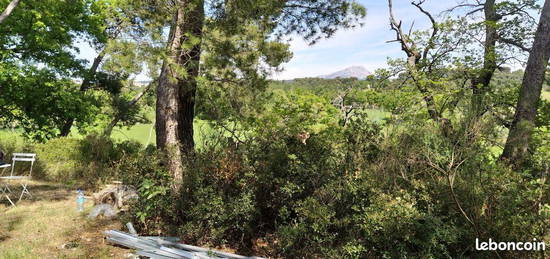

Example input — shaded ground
[0,181,130,258]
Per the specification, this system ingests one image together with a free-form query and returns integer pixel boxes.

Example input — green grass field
[365,108,389,122]
[0,108,393,148]
[111,123,155,145]
[110,109,388,145]
[110,119,217,147]
[2,90,545,147]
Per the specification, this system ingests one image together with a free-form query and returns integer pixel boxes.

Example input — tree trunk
[59,51,106,136]
[103,116,121,137]
[177,0,203,151]
[156,10,185,190]
[155,0,204,191]
[0,0,20,24]
[470,0,499,118]
[501,0,550,167]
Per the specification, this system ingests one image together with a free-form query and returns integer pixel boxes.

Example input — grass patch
[110,119,217,147]
[0,181,129,258]
[111,123,156,146]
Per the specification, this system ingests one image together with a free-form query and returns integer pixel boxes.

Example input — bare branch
[412,0,438,63]
[408,20,415,37]
[444,3,484,14]
[466,7,485,16]
[498,37,531,52]
[0,0,20,24]
[387,0,443,124]
[387,0,420,65]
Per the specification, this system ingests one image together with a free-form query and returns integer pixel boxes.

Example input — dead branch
[388,0,421,66]
[412,0,439,62]
[498,37,531,52]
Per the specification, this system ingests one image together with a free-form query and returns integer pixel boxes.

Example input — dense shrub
[116,149,176,233]
[33,137,82,180]
[0,131,31,161]
[120,91,549,258]
[0,132,143,187]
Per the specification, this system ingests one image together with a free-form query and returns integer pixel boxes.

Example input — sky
[272,0,455,79]
[75,0,461,81]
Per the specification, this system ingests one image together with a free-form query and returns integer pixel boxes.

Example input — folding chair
[0,153,36,206]
[0,162,14,206]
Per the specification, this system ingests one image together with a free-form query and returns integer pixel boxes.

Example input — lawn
[0,181,128,258]
[109,108,388,146]
[110,119,216,147]
[111,123,156,146]
[0,119,218,148]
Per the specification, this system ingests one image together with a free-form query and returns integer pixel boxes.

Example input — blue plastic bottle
[76,189,85,212]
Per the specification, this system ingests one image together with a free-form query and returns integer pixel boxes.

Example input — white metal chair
[0,162,13,206]
[0,153,36,206]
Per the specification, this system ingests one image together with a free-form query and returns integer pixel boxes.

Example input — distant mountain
[319,66,372,80]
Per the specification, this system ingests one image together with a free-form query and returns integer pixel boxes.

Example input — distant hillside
[320,66,372,80]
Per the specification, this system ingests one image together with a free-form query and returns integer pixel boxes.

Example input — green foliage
[0,0,102,71]
[220,0,366,45]
[0,66,100,141]
[0,0,126,140]
[196,23,292,124]
[125,98,548,257]
[116,149,175,233]
[0,132,143,187]
[0,0,548,258]
[259,90,341,136]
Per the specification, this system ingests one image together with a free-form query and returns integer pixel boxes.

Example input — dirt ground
[0,181,132,258]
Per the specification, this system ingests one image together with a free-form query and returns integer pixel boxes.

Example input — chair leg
[0,184,15,207]
[18,181,31,202]
[5,194,15,206]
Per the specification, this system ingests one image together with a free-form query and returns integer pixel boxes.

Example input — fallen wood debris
[104,224,265,259]
[88,182,139,219]
[93,182,138,209]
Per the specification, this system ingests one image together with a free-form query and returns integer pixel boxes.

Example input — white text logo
[475,238,546,251]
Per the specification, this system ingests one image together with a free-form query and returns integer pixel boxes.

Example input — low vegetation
[1,0,550,258]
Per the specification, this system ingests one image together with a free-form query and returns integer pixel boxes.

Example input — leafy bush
[123,91,548,258]
[33,137,82,180]
[116,149,175,234]
[0,132,143,187]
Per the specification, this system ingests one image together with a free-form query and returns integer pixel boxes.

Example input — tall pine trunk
[156,0,204,191]
[177,0,203,151]
[501,0,550,167]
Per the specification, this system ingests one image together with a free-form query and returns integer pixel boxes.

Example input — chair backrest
[12,153,36,162]
[10,153,36,177]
